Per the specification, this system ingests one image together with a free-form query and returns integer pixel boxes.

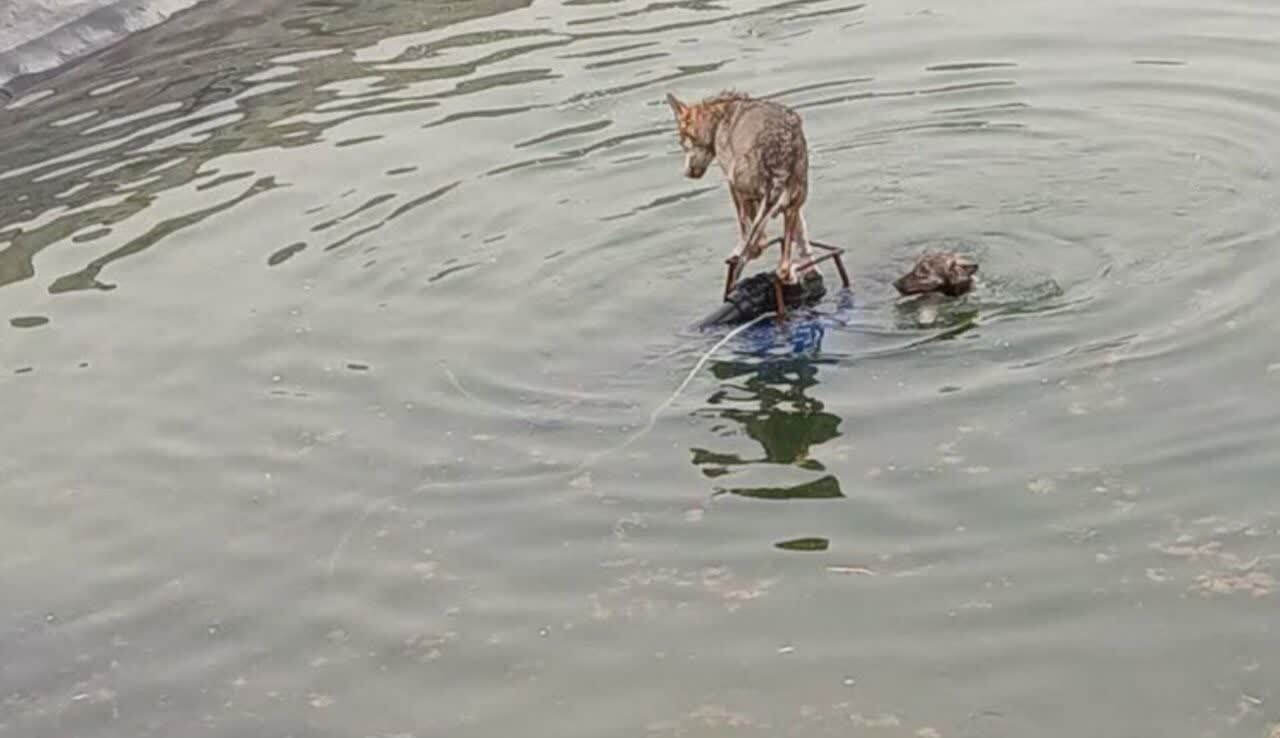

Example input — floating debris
[850,713,901,728]
[826,565,877,576]
[1027,477,1055,495]
[1193,569,1275,598]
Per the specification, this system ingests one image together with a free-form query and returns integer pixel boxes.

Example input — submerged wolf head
[894,251,979,297]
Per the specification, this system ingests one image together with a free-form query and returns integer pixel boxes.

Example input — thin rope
[569,310,775,475]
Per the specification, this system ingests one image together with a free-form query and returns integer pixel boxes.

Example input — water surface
[3,1,1280,736]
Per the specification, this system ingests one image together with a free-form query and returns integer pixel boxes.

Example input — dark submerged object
[698,270,826,329]
[698,238,850,329]
[894,251,978,297]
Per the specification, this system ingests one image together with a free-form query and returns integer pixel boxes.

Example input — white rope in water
[569,310,775,475]
[440,361,543,423]
[327,311,774,577]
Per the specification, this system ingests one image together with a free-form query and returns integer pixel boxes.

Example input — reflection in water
[691,315,845,500]
[893,293,980,333]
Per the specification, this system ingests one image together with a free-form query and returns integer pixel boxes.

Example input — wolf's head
[665,93,718,179]
[894,251,979,297]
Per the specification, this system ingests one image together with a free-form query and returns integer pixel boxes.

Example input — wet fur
[665,90,815,286]
[894,251,978,297]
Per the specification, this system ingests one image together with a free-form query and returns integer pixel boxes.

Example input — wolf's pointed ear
[666,93,686,118]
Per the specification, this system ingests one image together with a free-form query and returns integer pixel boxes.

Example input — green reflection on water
[693,354,844,501]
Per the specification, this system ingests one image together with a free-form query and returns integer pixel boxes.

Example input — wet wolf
[894,251,978,297]
[665,90,816,298]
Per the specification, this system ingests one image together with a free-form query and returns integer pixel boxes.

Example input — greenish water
[3,1,1280,736]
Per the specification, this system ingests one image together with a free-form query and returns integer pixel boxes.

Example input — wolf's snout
[683,152,708,179]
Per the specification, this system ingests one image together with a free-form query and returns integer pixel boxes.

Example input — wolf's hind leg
[793,210,817,278]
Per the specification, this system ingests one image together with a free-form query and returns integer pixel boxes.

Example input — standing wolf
[665,90,816,298]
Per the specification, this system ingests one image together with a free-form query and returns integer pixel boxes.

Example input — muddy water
[2,1,1279,736]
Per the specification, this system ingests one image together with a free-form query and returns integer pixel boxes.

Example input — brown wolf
[665,90,816,297]
[894,251,978,297]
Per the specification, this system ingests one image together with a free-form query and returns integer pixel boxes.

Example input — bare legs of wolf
[725,185,816,300]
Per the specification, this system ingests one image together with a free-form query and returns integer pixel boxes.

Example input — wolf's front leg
[724,190,753,298]
[728,192,765,263]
